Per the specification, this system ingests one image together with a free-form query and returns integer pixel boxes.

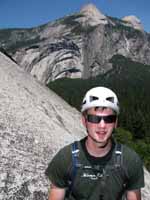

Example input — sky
[0,0,149,32]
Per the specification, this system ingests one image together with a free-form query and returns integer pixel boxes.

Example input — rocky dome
[0,51,85,199]
[78,3,108,26]
[122,15,144,31]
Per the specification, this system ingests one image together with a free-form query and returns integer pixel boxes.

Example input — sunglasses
[87,114,117,124]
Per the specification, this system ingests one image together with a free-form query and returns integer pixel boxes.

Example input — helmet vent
[89,95,99,102]
[106,97,114,103]
[82,100,86,105]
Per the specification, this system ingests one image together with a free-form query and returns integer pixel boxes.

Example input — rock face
[0,52,85,199]
[0,4,150,84]
[79,3,108,26]
[13,38,83,83]
[142,168,150,200]
[122,15,144,31]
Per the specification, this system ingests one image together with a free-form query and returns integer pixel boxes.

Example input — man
[45,86,144,200]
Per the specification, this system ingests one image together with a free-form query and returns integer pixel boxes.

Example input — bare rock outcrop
[79,3,108,26]
[122,15,144,31]
[0,52,85,199]
[142,168,150,200]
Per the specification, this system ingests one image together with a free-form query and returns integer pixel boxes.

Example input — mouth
[96,131,106,137]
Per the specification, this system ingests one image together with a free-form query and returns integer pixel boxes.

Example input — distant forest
[47,55,150,170]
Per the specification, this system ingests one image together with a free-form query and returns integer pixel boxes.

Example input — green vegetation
[6,37,42,53]
[115,128,150,170]
[0,29,13,38]
[0,27,44,53]
[61,14,97,35]
[61,14,84,27]
[71,24,97,35]
[47,55,150,170]
[106,16,144,39]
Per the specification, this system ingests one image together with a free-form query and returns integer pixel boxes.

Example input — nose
[97,119,106,128]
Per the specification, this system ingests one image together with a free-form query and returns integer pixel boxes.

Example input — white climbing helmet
[81,86,119,114]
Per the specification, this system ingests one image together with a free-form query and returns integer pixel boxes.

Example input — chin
[96,136,111,146]
[94,138,107,145]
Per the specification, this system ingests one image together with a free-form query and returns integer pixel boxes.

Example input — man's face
[82,107,117,147]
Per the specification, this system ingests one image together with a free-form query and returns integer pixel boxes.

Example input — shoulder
[59,138,84,154]
[51,143,72,165]
[121,144,144,178]
[51,138,84,163]
[120,144,144,189]
[45,142,74,178]
[57,143,72,156]
[113,142,143,174]
[122,144,142,164]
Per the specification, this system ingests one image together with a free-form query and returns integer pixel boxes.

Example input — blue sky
[0,0,149,32]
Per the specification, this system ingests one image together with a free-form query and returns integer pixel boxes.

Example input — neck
[85,137,112,157]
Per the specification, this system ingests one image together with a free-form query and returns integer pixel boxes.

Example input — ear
[81,115,87,127]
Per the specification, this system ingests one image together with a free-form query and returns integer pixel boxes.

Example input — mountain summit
[79,3,108,26]
[122,15,144,31]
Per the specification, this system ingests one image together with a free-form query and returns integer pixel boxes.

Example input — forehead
[87,107,115,115]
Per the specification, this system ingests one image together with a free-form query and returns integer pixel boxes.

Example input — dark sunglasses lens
[87,115,116,124]
[103,115,117,123]
[87,115,100,123]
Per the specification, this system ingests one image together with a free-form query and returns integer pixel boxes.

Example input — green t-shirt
[45,137,144,200]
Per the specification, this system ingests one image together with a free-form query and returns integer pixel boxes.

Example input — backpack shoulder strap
[71,141,80,178]
[66,141,80,197]
[114,143,130,199]
[114,143,129,182]
[114,143,123,167]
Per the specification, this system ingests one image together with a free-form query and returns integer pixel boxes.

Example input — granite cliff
[0,4,150,84]
[0,52,85,199]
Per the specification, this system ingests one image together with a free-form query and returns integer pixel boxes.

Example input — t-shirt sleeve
[45,146,71,188]
[125,150,145,191]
